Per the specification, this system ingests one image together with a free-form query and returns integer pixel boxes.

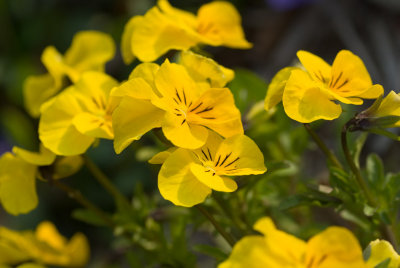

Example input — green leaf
[351,133,368,168]
[363,244,371,261]
[369,128,400,141]
[374,258,391,268]
[193,244,228,262]
[366,153,385,191]
[228,69,267,112]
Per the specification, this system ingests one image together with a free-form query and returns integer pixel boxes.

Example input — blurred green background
[1,0,400,267]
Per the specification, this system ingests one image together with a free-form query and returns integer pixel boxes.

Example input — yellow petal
[112,98,165,154]
[121,16,143,64]
[375,91,400,117]
[64,31,115,82]
[188,88,243,138]
[158,0,197,29]
[12,144,56,166]
[196,1,252,49]
[154,60,201,111]
[330,50,374,97]
[23,74,62,118]
[190,163,237,192]
[179,50,234,87]
[52,156,84,180]
[162,112,209,149]
[148,147,177,164]
[158,149,211,207]
[65,233,90,267]
[305,226,367,268]
[367,239,400,268]
[218,236,273,268]
[0,153,38,215]
[72,112,113,139]
[131,7,200,62]
[17,264,46,268]
[264,67,297,110]
[129,62,160,80]
[111,77,156,100]
[297,50,331,83]
[41,46,66,79]
[357,84,384,99]
[215,135,266,176]
[0,229,31,264]
[253,217,306,264]
[36,222,67,251]
[39,87,95,156]
[283,69,342,123]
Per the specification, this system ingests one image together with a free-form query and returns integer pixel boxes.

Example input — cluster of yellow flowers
[2,0,400,266]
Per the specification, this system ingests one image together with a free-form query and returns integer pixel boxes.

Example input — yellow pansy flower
[219,217,368,268]
[0,221,89,267]
[366,239,400,268]
[121,0,252,63]
[39,71,119,156]
[24,31,115,117]
[0,145,83,215]
[112,58,242,153]
[157,132,266,207]
[264,50,383,123]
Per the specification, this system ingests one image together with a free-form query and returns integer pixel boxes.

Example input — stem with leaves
[341,123,398,249]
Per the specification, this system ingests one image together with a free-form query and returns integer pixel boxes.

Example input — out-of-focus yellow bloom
[366,239,400,268]
[264,50,383,123]
[0,221,89,267]
[39,71,119,156]
[219,217,368,268]
[24,31,115,117]
[121,0,252,63]
[0,145,83,215]
[157,132,266,207]
[112,58,242,153]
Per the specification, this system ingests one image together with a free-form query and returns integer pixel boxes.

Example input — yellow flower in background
[0,221,89,267]
[121,0,252,63]
[0,145,83,215]
[24,31,115,117]
[264,50,383,123]
[112,58,242,153]
[157,132,266,207]
[39,71,119,156]
[219,217,368,268]
[366,239,400,268]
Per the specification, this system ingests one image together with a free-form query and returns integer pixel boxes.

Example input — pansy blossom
[121,0,252,63]
[156,132,266,207]
[265,50,383,123]
[24,31,115,117]
[111,58,242,153]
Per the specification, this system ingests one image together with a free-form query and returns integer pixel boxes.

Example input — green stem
[304,123,343,169]
[196,205,236,247]
[84,155,131,208]
[52,179,115,228]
